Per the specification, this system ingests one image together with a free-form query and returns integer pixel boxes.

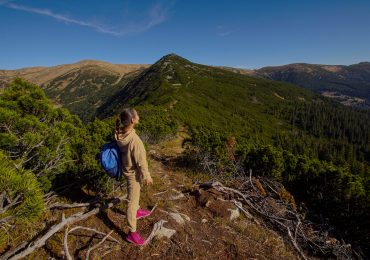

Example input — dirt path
[32,131,298,259]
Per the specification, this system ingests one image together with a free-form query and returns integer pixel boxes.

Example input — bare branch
[4,195,126,260]
[85,230,114,260]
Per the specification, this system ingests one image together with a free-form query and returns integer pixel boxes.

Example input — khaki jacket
[115,128,151,181]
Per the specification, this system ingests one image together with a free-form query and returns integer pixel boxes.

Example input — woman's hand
[144,175,153,186]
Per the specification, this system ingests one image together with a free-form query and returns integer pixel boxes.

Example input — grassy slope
[43,65,144,121]
[98,54,317,142]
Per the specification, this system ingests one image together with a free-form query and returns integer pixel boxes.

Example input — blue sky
[1,0,370,69]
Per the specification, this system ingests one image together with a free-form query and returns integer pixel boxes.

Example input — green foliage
[0,151,44,245]
[135,104,178,143]
[269,100,370,164]
[246,145,284,180]
[0,78,82,191]
[0,79,113,193]
[66,118,114,192]
[190,123,369,249]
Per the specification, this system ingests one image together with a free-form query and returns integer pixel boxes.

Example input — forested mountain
[2,58,369,117]
[253,62,370,108]
[1,54,369,258]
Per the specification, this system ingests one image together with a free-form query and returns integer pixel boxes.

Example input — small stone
[168,193,185,200]
[169,212,185,225]
[228,208,240,221]
[180,213,190,222]
[155,226,176,239]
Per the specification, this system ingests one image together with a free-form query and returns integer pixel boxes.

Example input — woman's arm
[132,136,151,181]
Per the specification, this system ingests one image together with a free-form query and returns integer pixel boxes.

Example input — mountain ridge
[2,56,369,108]
[0,59,150,86]
[253,62,370,108]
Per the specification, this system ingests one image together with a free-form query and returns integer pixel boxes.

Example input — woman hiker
[115,107,154,245]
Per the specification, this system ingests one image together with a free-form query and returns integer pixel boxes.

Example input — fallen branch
[63,225,120,260]
[233,200,258,224]
[206,181,308,259]
[287,225,308,260]
[201,180,354,259]
[153,190,168,196]
[249,169,257,192]
[48,199,99,210]
[63,227,73,260]
[3,195,126,260]
[65,226,120,244]
[0,215,16,225]
[0,195,21,215]
[86,230,113,260]
[85,230,114,260]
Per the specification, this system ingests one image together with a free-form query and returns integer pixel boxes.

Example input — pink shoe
[126,231,145,245]
[136,208,152,219]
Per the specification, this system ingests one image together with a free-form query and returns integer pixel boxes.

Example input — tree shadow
[97,210,127,240]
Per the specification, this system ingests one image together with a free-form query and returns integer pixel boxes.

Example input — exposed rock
[179,213,190,222]
[145,220,176,244]
[155,226,176,240]
[169,212,185,225]
[228,207,240,221]
[193,187,236,219]
[168,189,186,200]
[168,193,185,200]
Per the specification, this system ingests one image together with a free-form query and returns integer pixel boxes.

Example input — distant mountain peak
[157,53,191,64]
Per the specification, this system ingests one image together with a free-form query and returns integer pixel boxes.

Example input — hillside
[1,55,369,257]
[98,54,317,138]
[0,60,149,120]
[2,58,369,120]
[0,60,149,86]
[252,62,370,108]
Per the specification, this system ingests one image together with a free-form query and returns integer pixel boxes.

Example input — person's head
[116,107,139,134]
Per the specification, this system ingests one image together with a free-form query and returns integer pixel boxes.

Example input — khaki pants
[125,170,141,232]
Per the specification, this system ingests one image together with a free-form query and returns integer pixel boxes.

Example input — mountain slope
[98,54,317,140]
[251,62,370,108]
[0,60,149,86]
[0,60,149,120]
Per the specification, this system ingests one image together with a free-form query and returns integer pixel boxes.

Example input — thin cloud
[0,1,171,36]
[216,25,239,37]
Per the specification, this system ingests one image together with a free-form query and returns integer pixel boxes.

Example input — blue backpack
[99,141,122,180]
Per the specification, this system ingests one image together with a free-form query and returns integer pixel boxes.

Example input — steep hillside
[0,60,149,120]
[254,62,370,108]
[98,54,317,140]
[0,60,149,86]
